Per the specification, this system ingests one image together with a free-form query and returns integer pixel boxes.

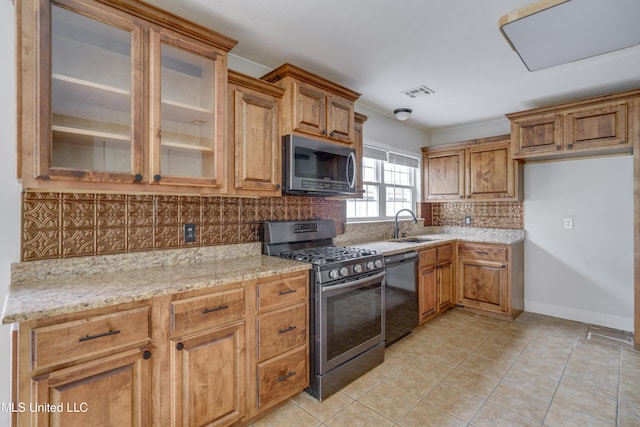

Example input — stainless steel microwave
[283,135,357,196]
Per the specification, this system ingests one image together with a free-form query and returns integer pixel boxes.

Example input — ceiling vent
[401,85,434,98]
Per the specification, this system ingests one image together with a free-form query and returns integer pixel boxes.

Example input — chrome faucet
[394,209,418,239]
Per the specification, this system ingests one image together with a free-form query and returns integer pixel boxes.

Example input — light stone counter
[2,244,310,324]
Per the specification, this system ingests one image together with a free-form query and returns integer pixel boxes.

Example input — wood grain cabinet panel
[418,243,454,323]
[422,135,522,202]
[256,347,307,410]
[32,348,151,427]
[257,302,306,361]
[32,306,150,370]
[171,321,245,427]
[508,90,638,161]
[256,272,307,312]
[171,288,245,335]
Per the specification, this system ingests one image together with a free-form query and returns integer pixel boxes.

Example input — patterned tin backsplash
[424,201,524,229]
[22,192,346,261]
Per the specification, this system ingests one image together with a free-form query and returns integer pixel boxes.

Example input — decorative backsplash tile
[426,201,523,229]
[22,192,346,261]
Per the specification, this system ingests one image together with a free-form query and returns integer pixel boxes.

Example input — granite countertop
[350,228,525,256]
[2,245,310,325]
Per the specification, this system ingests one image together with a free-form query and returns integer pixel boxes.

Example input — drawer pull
[78,329,121,342]
[277,325,297,334]
[475,251,489,255]
[143,350,152,360]
[277,371,296,382]
[202,305,229,315]
[278,289,297,296]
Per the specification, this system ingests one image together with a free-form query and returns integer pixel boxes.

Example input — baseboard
[525,300,633,332]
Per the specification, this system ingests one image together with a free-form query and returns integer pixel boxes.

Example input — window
[347,146,420,221]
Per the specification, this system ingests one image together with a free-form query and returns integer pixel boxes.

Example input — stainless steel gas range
[264,220,385,401]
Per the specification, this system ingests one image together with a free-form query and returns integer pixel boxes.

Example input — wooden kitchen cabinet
[228,70,285,197]
[508,90,640,161]
[167,284,247,426]
[261,63,360,145]
[352,112,368,197]
[17,0,237,193]
[251,271,309,416]
[456,241,524,319]
[15,302,153,426]
[422,135,522,201]
[418,243,454,324]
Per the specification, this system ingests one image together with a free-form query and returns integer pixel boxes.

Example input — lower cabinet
[13,269,311,427]
[418,243,454,323]
[171,322,245,427]
[456,241,524,319]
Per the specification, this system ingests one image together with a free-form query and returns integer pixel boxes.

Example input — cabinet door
[511,113,562,158]
[149,28,227,188]
[437,261,453,312]
[466,142,514,199]
[32,348,151,427]
[172,321,245,427]
[230,86,281,195]
[43,0,143,183]
[419,266,437,320]
[457,258,508,314]
[352,113,367,198]
[563,101,628,151]
[424,150,465,200]
[291,81,327,138]
[326,94,354,144]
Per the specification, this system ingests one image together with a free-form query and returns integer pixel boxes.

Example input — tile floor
[250,308,640,427]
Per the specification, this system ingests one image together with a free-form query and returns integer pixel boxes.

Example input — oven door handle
[346,151,356,190]
[321,271,385,293]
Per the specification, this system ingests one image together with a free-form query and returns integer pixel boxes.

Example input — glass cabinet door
[48,2,142,182]
[150,29,226,188]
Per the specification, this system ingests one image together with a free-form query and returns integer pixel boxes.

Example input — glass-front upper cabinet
[18,0,236,191]
[149,29,227,188]
[47,1,142,182]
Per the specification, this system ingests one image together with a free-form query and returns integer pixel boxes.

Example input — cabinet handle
[330,131,335,137]
[322,130,327,135]
[176,342,184,351]
[133,173,143,183]
[143,350,152,360]
[278,325,297,334]
[567,143,574,149]
[153,174,162,182]
[275,184,281,190]
[277,371,296,382]
[78,329,121,342]
[501,264,507,268]
[202,304,229,315]
[475,251,489,255]
[556,145,562,150]
[459,195,463,199]
[278,289,297,296]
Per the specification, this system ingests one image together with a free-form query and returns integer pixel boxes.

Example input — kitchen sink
[394,236,440,244]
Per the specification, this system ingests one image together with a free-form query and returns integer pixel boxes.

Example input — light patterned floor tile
[544,401,615,427]
[398,400,467,427]
[423,383,485,422]
[358,382,419,421]
[471,402,542,427]
[324,401,395,427]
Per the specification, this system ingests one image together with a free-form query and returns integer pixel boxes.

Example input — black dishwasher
[384,251,418,346]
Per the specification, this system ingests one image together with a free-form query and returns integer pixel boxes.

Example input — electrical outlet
[464,216,472,226]
[563,217,574,230]
[184,223,196,242]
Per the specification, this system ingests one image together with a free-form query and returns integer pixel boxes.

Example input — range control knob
[329,269,339,279]
[366,261,375,270]
[339,267,349,277]
[353,264,363,273]
[374,260,383,269]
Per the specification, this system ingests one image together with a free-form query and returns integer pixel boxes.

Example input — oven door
[318,271,385,373]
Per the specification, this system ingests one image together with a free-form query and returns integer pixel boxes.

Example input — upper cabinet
[18,0,237,192]
[508,89,640,161]
[422,135,523,202]
[228,70,285,197]
[261,63,360,145]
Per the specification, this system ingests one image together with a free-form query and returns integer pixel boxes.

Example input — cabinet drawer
[257,347,307,409]
[32,307,150,370]
[458,243,508,262]
[257,272,307,312]
[257,303,306,361]
[172,288,244,335]
[419,248,437,267]
[437,244,453,262]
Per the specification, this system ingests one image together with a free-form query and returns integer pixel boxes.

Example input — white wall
[430,118,510,146]
[524,156,634,330]
[1,0,21,424]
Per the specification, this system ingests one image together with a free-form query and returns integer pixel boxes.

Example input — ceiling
[146,0,640,131]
